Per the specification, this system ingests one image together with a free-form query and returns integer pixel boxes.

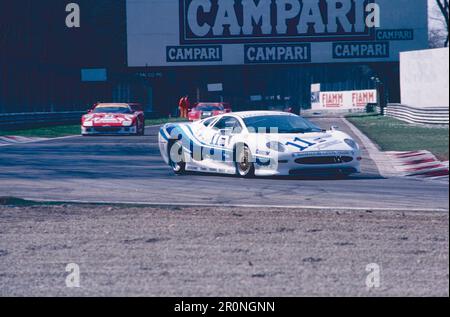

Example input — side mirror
[331,126,339,131]
[87,109,92,113]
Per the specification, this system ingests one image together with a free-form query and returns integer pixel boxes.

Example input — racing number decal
[211,133,229,147]
[286,137,316,151]
[211,133,220,146]
[207,132,230,162]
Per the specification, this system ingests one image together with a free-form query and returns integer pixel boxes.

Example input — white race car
[159,111,362,177]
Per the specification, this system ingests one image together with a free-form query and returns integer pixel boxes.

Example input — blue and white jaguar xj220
[159,111,362,178]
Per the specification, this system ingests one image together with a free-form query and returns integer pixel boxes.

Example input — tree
[430,0,449,47]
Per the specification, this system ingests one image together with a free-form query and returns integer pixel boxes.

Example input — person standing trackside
[184,96,191,115]
[178,96,187,118]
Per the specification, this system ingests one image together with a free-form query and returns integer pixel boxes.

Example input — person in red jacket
[184,96,191,114]
[178,96,187,118]
[179,95,191,118]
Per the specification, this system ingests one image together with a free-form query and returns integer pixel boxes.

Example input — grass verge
[145,117,187,126]
[347,114,449,161]
[0,197,49,206]
[0,197,192,210]
[0,117,187,138]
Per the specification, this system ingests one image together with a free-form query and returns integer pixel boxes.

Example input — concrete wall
[400,48,449,108]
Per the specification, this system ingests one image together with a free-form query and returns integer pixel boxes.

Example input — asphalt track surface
[0,117,448,211]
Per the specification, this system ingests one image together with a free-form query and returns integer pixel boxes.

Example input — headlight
[83,121,93,127]
[344,139,359,150]
[122,121,133,127]
[266,141,286,152]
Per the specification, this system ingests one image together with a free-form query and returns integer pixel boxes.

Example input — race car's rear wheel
[169,140,186,175]
[235,145,255,178]
[136,121,145,136]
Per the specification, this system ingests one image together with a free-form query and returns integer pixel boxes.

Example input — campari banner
[127,0,428,67]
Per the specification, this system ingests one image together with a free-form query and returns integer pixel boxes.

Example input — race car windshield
[196,105,224,111]
[92,107,133,114]
[244,115,322,134]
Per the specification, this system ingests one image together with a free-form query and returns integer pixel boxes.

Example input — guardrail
[0,111,84,130]
[383,104,449,125]
[0,111,162,130]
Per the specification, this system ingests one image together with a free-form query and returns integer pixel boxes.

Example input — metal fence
[0,112,85,130]
[0,111,162,130]
[383,104,449,125]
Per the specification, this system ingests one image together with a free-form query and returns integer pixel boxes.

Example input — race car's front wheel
[169,140,186,175]
[235,145,255,178]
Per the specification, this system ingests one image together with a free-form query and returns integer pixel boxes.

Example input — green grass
[145,117,187,126]
[0,196,76,206]
[0,197,32,206]
[347,114,449,161]
[0,196,184,209]
[0,117,187,138]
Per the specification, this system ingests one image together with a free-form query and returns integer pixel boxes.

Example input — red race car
[188,102,232,121]
[220,102,232,113]
[81,103,145,136]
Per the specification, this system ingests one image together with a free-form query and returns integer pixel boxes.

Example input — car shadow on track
[180,171,384,182]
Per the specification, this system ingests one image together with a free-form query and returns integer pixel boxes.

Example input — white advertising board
[207,83,224,92]
[312,89,377,110]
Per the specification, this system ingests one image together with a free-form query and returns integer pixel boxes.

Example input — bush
[366,103,377,113]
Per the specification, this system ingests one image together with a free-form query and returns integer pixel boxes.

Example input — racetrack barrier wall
[0,111,162,130]
[0,112,85,130]
[383,104,449,125]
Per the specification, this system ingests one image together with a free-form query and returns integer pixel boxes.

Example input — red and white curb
[386,150,449,181]
[0,136,48,146]
[343,118,448,181]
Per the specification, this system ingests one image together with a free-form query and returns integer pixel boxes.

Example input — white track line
[0,135,80,147]
[22,198,449,213]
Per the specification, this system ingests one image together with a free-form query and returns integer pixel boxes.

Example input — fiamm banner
[312,89,377,110]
